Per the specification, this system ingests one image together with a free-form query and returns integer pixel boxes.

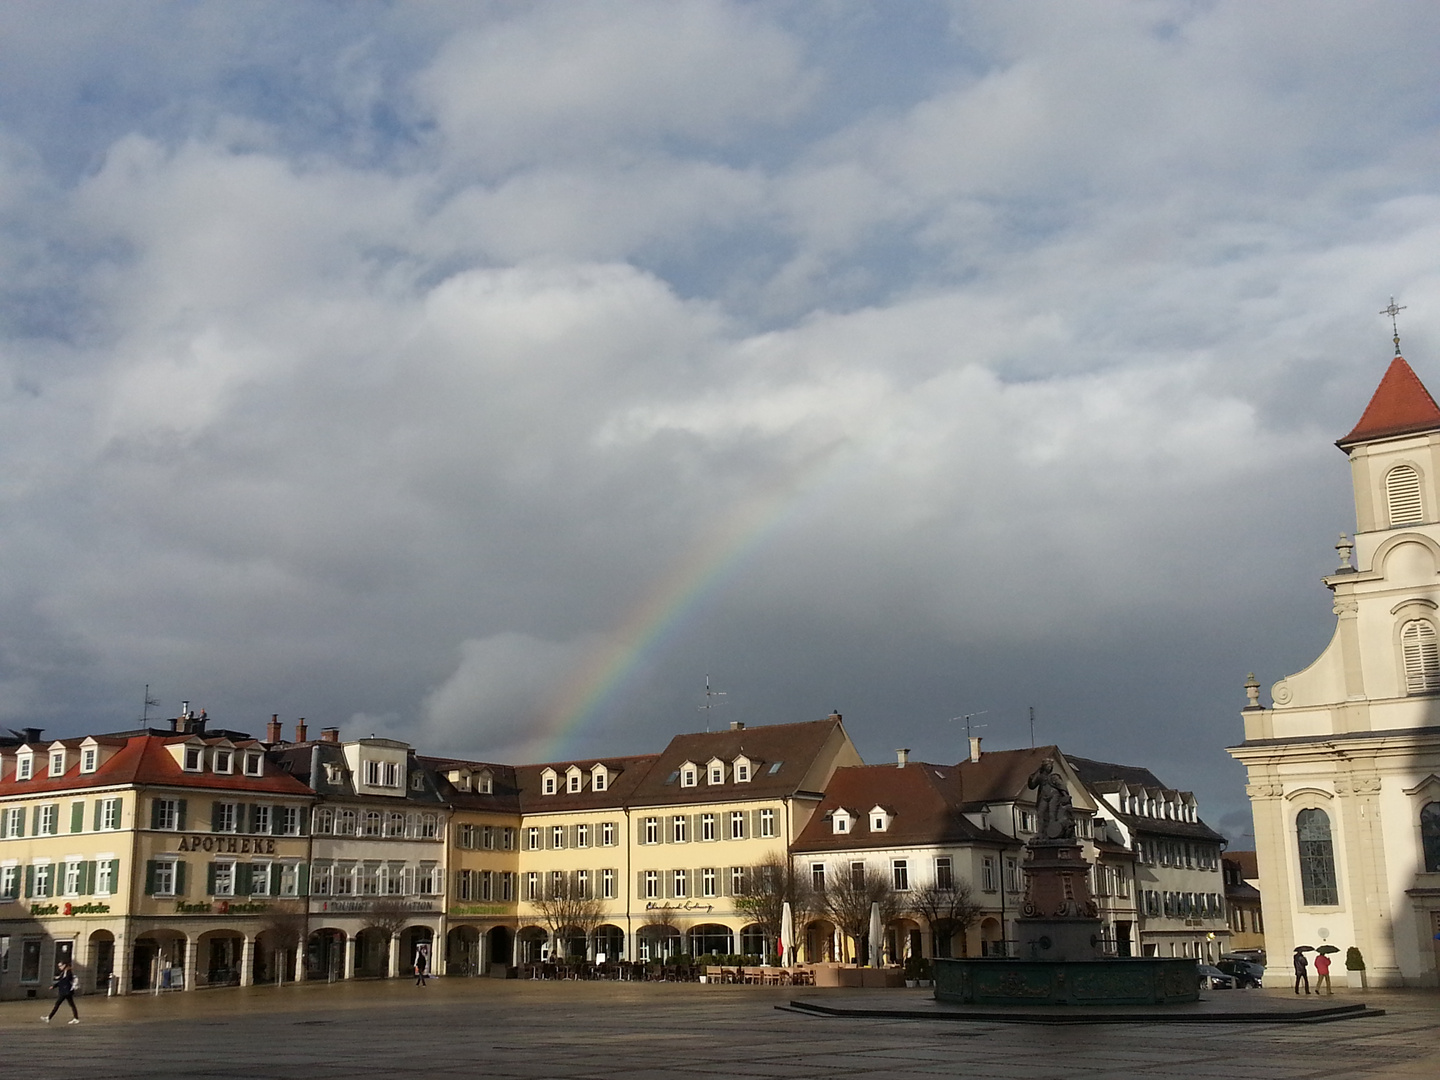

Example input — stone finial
[1336,533,1354,571]
[1243,673,1261,709]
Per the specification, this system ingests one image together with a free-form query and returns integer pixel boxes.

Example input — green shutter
[32,806,42,834]
[81,861,96,895]
[0,811,7,839]
[236,863,252,896]
[71,801,85,834]
[271,808,282,835]
[150,799,162,830]
[271,865,282,897]
[297,863,309,897]
[15,809,23,838]
[210,802,223,832]
[175,861,187,896]
[144,861,157,895]
[23,865,34,897]
[238,804,251,833]
[176,799,187,830]
[110,859,120,896]
[93,800,103,831]
[206,862,217,895]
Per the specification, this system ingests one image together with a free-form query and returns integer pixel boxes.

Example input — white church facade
[1229,350,1440,988]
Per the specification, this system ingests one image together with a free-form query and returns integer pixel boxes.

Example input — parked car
[1197,964,1236,990]
[1216,958,1264,988]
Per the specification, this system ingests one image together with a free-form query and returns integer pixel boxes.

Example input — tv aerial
[698,675,727,731]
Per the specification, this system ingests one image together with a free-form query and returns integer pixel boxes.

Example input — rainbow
[528,438,861,763]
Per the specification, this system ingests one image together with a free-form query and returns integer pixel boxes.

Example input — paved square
[2,981,1437,1080]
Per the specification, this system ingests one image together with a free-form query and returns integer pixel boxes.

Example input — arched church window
[1401,620,1440,694]
[1386,465,1424,527]
[1296,808,1338,906]
[1422,802,1440,874]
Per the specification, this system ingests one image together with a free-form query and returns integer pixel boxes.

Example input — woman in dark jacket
[45,962,80,1023]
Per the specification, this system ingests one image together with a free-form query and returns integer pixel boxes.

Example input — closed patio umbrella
[780,901,794,968]
[868,902,882,968]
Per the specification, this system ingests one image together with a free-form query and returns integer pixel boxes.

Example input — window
[702,867,717,897]
[811,863,826,890]
[892,860,909,891]
[313,808,332,834]
[212,861,235,897]
[526,872,539,901]
[543,773,556,795]
[760,808,775,838]
[872,814,886,831]
[768,762,783,775]
[3,807,22,837]
[363,810,382,837]
[253,805,272,835]
[680,765,697,788]
[701,813,716,841]
[1403,620,1440,694]
[833,814,848,834]
[1386,465,1424,526]
[568,771,581,793]
[731,866,746,895]
[709,764,724,785]
[1423,802,1440,873]
[981,856,997,892]
[577,823,590,848]
[457,823,475,849]
[602,821,615,847]
[935,857,953,890]
[251,863,272,896]
[672,816,688,843]
[552,825,566,850]
[602,868,615,899]
[418,813,439,838]
[385,812,405,838]
[592,769,607,792]
[37,805,58,836]
[152,860,177,896]
[481,825,494,849]
[577,870,589,898]
[1297,808,1339,905]
[279,864,299,896]
[410,772,425,792]
[214,803,238,833]
[244,752,263,776]
[101,799,120,831]
[644,871,658,899]
[502,872,514,901]
[30,863,52,898]
[502,827,515,850]
[16,754,33,781]
[213,749,233,774]
[735,761,750,783]
[480,870,492,901]
[364,760,382,785]
[644,817,659,845]
[1006,858,1019,893]
[96,861,113,896]
[729,811,745,840]
[672,869,687,898]
[63,860,81,896]
[528,827,541,850]
[417,864,438,895]
[49,751,66,777]
[849,861,865,888]
[281,807,301,836]
[479,773,493,794]
[0,870,14,901]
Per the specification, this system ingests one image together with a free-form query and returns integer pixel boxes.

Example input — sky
[3,1,1439,843]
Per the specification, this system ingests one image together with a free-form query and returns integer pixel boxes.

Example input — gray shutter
[144,861,157,895]
[110,859,120,894]
[206,862,217,895]
[211,801,223,831]
[236,863,253,896]
[93,800,103,831]
[175,861,187,896]
[298,863,310,897]
[691,814,702,841]
[721,867,731,897]
[32,806,42,834]
[299,807,309,835]
[271,808,282,835]
[751,809,761,837]
[177,799,188,830]
[0,811,7,839]
[637,871,645,898]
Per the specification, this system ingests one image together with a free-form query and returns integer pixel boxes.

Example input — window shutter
[637,819,646,845]
[271,809,282,836]
[299,807,309,835]
[32,806,41,834]
[81,861,96,895]
[14,810,23,838]
[151,800,163,830]
[1402,620,1440,693]
[24,864,34,897]
[751,809,762,837]
[93,800,103,832]
[145,861,157,895]
[206,862,217,895]
[1387,465,1424,526]
[177,799,188,830]
[69,802,83,834]
[636,871,645,897]
[236,863,252,896]
[0,812,7,839]
[271,865,282,897]
[111,859,121,893]
[298,863,310,897]
[691,814,702,840]
[175,860,187,896]
[211,802,223,832]
[721,867,731,897]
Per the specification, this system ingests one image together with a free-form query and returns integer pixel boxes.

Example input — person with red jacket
[1314,951,1333,995]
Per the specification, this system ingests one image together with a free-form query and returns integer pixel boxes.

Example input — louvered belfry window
[1386,465,1424,526]
[1401,619,1440,694]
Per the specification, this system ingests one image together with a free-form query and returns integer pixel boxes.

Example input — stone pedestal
[1016,840,1103,962]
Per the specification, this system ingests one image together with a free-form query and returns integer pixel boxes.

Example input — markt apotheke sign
[175,835,279,855]
[30,902,111,917]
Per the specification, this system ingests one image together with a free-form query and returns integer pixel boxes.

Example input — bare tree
[820,866,900,964]
[532,873,605,961]
[363,896,411,942]
[905,880,983,958]
[640,907,681,961]
[732,852,814,961]
[260,902,308,984]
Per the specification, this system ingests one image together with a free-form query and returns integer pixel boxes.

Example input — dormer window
[81,747,97,774]
[478,770,494,795]
[733,758,751,783]
[49,750,67,777]
[680,762,698,788]
[566,766,583,793]
[213,749,233,774]
[410,771,425,791]
[870,806,892,832]
[708,759,725,785]
[542,769,557,795]
[243,752,263,777]
[590,765,607,792]
[183,746,203,772]
[832,809,852,835]
[16,751,34,781]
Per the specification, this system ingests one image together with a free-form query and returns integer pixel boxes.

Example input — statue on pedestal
[1027,758,1075,841]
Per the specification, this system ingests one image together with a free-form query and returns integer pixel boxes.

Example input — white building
[1230,351,1440,987]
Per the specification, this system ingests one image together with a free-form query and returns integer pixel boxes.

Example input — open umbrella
[868,902,882,968]
[1294,945,1315,952]
[780,900,795,968]
[1315,945,1340,955]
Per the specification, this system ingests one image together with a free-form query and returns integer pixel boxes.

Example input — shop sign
[28,901,111,917]
[177,836,278,855]
[644,901,714,913]
[172,900,271,915]
[451,905,507,916]
[318,899,435,913]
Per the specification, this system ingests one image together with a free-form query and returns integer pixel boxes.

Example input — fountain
[934,758,1198,1006]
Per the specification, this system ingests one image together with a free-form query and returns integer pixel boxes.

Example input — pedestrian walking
[414,947,428,986]
[1314,951,1333,995]
[1293,949,1311,995]
[44,962,80,1024]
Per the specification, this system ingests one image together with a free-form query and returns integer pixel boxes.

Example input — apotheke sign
[176,836,278,854]
[30,902,111,917]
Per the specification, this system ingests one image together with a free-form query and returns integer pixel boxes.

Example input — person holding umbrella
[1314,946,1338,995]
[1293,946,1313,994]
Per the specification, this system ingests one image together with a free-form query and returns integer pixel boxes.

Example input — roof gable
[1338,356,1440,448]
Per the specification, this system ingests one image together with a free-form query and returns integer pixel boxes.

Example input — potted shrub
[1345,947,1366,989]
[903,956,922,988]
[918,957,933,987]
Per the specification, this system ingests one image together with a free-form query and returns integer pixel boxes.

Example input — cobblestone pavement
[1,980,1436,1080]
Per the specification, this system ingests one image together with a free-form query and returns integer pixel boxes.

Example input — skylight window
[768,761,783,775]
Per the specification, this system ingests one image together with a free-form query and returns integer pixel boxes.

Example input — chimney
[827,711,842,722]
[729,721,745,731]
[22,727,43,744]
[896,748,910,768]
[266,714,283,743]
[294,718,308,743]
[968,736,982,763]
[320,727,340,743]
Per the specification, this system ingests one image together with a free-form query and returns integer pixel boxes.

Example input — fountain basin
[934,957,1199,1006]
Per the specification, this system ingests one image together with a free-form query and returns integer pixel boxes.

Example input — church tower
[1230,345,1440,988]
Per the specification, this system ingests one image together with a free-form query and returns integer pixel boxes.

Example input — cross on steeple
[1380,296,1407,356]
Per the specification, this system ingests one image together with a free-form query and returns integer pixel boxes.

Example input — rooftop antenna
[1381,296,1407,356]
[949,710,988,741]
[141,684,160,725]
[1029,705,1036,748]
[698,674,726,732]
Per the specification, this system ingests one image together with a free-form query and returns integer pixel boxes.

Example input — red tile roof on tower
[1337,356,1440,449]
